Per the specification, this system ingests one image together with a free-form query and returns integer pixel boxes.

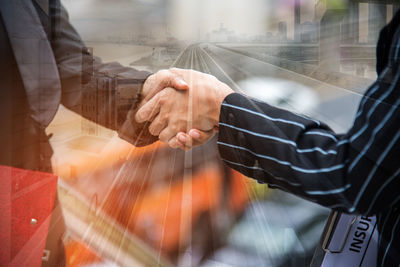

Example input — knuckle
[208,74,217,82]
[160,112,168,122]
[169,138,178,148]
[147,73,156,82]
[156,70,168,83]
[138,109,149,121]
[172,121,184,133]
[159,69,168,77]
[159,132,170,143]
[158,94,167,105]
[169,125,178,134]
[148,125,157,136]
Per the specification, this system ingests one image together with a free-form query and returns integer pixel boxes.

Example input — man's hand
[141,69,189,103]
[135,68,234,149]
[118,69,189,147]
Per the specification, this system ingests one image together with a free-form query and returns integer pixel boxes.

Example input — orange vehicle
[58,136,249,266]
[64,239,102,267]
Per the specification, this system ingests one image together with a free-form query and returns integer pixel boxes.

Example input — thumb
[143,70,189,102]
[168,73,189,91]
[156,70,189,93]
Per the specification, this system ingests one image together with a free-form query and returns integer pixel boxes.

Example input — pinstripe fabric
[217,13,400,267]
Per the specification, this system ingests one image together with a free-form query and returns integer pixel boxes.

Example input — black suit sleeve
[41,0,157,146]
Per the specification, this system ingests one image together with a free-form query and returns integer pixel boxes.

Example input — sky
[63,0,316,42]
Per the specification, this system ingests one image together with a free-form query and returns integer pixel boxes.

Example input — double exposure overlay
[1,0,399,266]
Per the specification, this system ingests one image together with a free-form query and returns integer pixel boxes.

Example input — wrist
[212,84,234,126]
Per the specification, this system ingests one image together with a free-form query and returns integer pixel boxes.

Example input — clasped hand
[136,68,233,150]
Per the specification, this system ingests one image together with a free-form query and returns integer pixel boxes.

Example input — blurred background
[47,0,397,266]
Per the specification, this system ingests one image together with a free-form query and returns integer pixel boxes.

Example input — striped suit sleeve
[217,64,400,216]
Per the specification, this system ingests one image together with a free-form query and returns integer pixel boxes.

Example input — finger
[148,115,167,136]
[176,132,194,147]
[177,129,215,148]
[146,70,189,101]
[159,127,180,144]
[176,133,196,151]
[177,132,190,145]
[170,136,192,151]
[188,129,214,144]
[164,72,189,91]
[135,93,161,123]
[168,136,180,149]
[168,136,185,150]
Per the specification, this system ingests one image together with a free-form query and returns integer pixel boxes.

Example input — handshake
[136,68,234,150]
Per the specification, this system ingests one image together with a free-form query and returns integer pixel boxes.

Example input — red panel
[0,165,58,267]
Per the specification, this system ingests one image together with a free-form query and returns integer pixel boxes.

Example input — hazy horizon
[63,0,316,42]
